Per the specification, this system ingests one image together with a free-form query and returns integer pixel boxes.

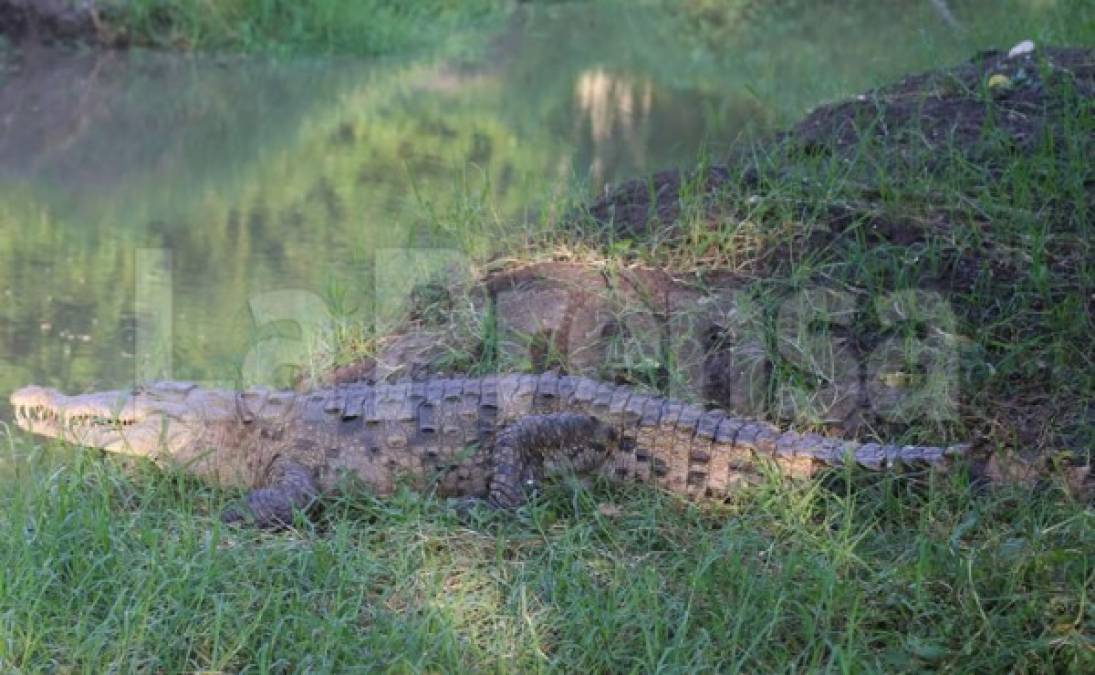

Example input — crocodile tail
[784,433,971,471]
[706,418,971,490]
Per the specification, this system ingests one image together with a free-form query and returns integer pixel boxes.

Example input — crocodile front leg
[487,412,618,508]
[222,458,319,529]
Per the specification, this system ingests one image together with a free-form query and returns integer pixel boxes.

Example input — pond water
[0,1,1062,416]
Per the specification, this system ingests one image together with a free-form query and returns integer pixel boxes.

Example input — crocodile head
[9,381,245,469]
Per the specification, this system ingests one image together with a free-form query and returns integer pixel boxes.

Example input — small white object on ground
[1008,40,1035,58]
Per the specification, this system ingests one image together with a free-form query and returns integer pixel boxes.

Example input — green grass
[1,433,1090,671]
[105,0,505,56]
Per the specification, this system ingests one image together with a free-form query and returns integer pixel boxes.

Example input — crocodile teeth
[13,404,59,428]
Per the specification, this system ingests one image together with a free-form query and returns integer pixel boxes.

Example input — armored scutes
[10,374,968,527]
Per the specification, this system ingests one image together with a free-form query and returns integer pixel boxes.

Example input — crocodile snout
[10,385,65,432]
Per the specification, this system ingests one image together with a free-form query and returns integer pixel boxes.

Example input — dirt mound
[584,165,734,239]
[582,46,1093,240]
[784,46,1093,158]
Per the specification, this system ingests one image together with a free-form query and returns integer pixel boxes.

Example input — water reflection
[574,68,655,185]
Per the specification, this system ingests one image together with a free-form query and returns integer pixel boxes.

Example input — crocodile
[9,375,970,528]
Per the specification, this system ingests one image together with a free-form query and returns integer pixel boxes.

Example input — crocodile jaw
[9,384,211,458]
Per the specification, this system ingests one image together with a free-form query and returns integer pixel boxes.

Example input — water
[0,2,1056,413]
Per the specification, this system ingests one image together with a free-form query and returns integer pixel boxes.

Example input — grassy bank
[1,432,1090,671]
[94,0,505,56]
